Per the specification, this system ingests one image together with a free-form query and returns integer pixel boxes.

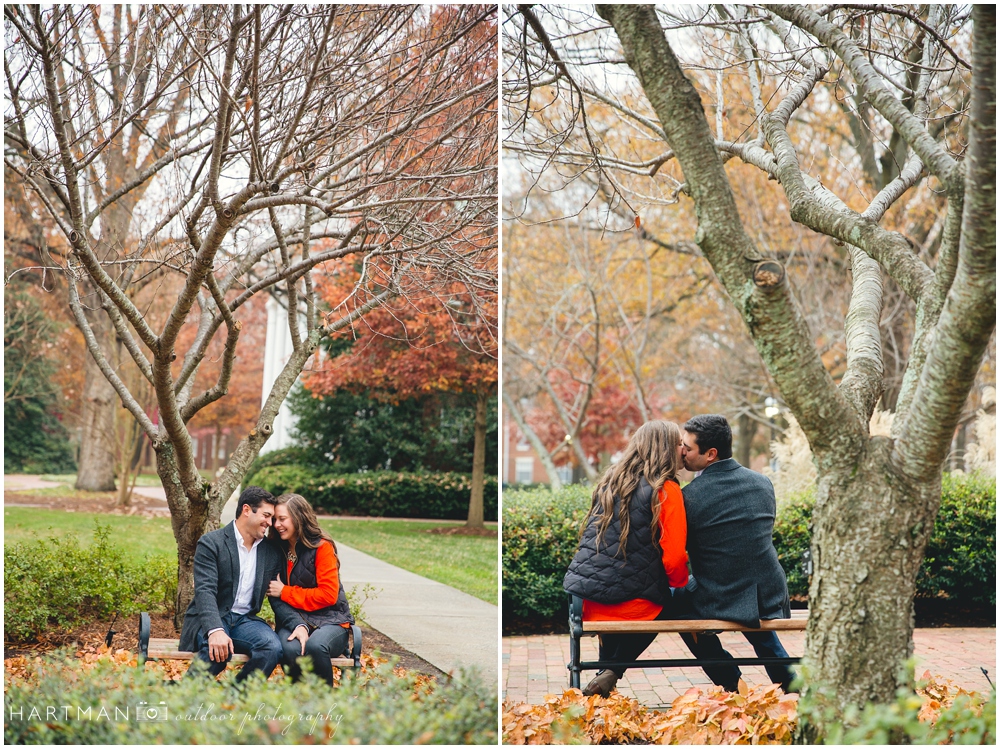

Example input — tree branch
[892,7,996,480]
[596,3,862,458]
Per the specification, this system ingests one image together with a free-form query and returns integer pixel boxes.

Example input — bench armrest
[568,593,584,638]
[348,625,363,668]
[138,612,151,662]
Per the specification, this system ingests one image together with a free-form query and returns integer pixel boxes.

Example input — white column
[260,295,300,454]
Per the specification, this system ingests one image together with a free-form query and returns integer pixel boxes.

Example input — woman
[562,420,688,698]
[266,493,354,686]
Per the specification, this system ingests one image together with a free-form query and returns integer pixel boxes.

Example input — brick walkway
[503,628,995,707]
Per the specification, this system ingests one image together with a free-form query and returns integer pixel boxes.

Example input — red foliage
[306,261,497,401]
[524,371,645,466]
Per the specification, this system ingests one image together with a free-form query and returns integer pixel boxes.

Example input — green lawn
[4,507,177,556]
[320,518,498,604]
[3,507,497,604]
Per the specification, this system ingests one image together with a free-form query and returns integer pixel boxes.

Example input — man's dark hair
[683,414,733,460]
[237,485,274,517]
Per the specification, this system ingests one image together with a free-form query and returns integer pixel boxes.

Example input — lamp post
[764,397,780,472]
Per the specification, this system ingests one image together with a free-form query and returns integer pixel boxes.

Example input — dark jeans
[187,611,282,682]
[278,624,350,686]
[679,629,793,692]
[598,604,675,678]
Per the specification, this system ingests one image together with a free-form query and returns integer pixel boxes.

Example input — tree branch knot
[753,260,786,290]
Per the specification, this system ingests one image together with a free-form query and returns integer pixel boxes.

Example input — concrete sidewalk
[503,628,996,707]
[337,543,498,687]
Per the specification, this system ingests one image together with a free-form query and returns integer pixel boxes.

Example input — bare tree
[504,3,993,737]
[6,4,497,623]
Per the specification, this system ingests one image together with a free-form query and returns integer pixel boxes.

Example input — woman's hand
[267,575,285,597]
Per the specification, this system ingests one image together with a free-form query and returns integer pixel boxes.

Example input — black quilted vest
[286,540,354,628]
[563,478,673,607]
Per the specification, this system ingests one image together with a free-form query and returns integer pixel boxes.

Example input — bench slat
[146,638,353,667]
[582,614,808,634]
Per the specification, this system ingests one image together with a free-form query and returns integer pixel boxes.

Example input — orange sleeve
[280,541,341,611]
[658,481,689,588]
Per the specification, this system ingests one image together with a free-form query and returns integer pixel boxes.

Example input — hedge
[253,465,498,521]
[502,485,591,620]
[4,523,176,643]
[4,651,497,744]
[502,472,996,623]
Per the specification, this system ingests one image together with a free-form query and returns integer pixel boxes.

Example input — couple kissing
[564,414,793,698]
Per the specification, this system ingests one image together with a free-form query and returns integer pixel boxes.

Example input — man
[179,486,304,681]
[678,414,794,692]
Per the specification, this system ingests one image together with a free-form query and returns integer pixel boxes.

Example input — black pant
[278,624,350,686]
[680,629,793,692]
[188,611,282,682]
[598,604,676,678]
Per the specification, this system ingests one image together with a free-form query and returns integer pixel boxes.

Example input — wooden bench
[567,594,807,689]
[137,612,363,673]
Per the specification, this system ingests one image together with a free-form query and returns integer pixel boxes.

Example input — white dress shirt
[231,522,262,615]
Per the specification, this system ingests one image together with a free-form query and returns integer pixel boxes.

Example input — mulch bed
[6,491,168,517]
[5,611,446,679]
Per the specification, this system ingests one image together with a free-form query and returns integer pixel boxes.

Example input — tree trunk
[75,351,118,491]
[736,411,759,468]
[503,390,564,491]
[797,439,938,742]
[156,442,215,631]
[466,389,488,529]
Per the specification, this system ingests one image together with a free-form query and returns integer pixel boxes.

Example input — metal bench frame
[138,612,363,672]
[567,594,807,689]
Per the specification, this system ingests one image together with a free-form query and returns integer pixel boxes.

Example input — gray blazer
[682,458,790,627]
[178,522,305,651]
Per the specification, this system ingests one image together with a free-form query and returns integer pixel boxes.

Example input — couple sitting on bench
[179,487,354,686]
[564,415,794,698]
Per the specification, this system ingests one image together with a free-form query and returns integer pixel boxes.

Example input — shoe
[582,669,619,698]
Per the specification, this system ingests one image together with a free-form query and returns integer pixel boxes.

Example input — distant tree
[4,275,76,473]
[287,384,498,475]
[307,270,498,528]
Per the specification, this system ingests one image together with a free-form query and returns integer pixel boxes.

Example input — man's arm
[263,550,307,632]
[192,533,234,661]
[191,534,226,635]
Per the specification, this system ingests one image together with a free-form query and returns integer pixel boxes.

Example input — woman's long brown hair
[273,493,334,550]
[585,420,681,556]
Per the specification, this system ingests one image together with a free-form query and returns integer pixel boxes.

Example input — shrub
[4,523,176,643]
[770,473,996,605]
[917,471,996,605]
[243,446,319,487]
[797,666,996,745]
[254,466,499,521]
[772,491,815,598]
[4,650,497,744]
[502,485,591,621]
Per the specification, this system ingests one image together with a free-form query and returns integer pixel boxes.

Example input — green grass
[320,518,498,604]
[4,507,177,557]
[3,507,497,604]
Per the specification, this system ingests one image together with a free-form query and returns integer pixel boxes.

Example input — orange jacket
[281,540,341,612]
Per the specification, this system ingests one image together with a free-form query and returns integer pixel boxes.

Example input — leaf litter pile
[502,672,983,744]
